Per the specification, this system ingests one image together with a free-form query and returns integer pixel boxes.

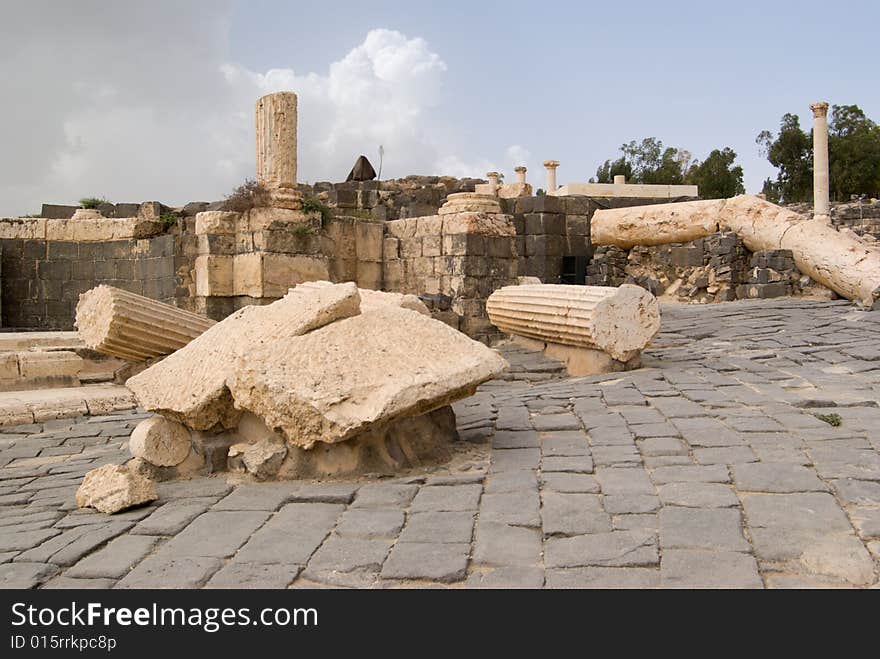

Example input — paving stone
[116,556,223,588]
[493,430,540,449]
[732,463,829,493]
[0,562,59,589]
[473,521,542,567]
[398,511,474,544]
[596,468,655,495]
[849,508,880,539]
[532,413,581,432]
[0,528,60,552]
[425,474,484,486]
[205,563,302,589]
[541,455,594,474]
[480,491,541,528]
[644,455,694,468]
[545,567,660,589]
[213,483,302,510]
[540,430,592,455]
[831,479,880,505]
[651,464,730,484]
[489,448,541,473]
[466,566,545,588]
[657,482,740,508]
[16,522,133,566]
[612,514,658,531]
[156,478,232,500]
[603,495,660,515]
[42,577,118,589]
[485,470,538,493]
[307,537,392,573]
[763,573,856,589]
[381,542,470,582]
[672,418,745,447]
[692,446,757,465]
[541,492,610,536]
[160,511,270,558]
[661,550,763,588]
[591,446,642,466]
[410,484,481,512]
[351,483,419,508]
[334,509,405,540]
[66,534,158,579]
[235,503,343,565]
[539,472,599,493]
[648,397,707,418]
[660,507,750,551]
[289,483,359,504]
[631,423,681,440]
[725,416,786,433]
[616,406,665,425]
[132,499,216,535]
[545,531,658,568]
[579,412,626,430]
[588,426,636,446]
[637,437,688,457]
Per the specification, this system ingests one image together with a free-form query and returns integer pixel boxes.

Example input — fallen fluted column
[487,283,660,362]
[75,285,216,362]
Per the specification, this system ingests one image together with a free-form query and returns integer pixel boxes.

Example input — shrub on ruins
[302,196,332,226]
[757,104,880,202]
[159,211,181,231]
[221,178,269,212]
[79,196,109,209]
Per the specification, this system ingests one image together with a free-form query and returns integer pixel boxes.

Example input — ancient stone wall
[0,234,176,329]
[786,199,880,239]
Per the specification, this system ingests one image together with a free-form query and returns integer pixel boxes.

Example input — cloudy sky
[2,0,877,215]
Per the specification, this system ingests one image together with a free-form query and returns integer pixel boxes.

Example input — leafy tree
[595,156,633,183]
[757,105,880,202]
[684,148,745,199]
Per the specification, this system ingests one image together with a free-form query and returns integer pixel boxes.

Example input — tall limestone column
[544,160,559,193]
[486,172,500,196]
[256,91,302,210]
[811,101,831,222]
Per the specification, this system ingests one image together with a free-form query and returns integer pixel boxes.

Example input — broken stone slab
[127,282,361,431]
[129,416,192,467]
[76,463,157,514]
[228,439,288,480]
[76,285,216,362]
[294,281,430,315]
[228,305,508,449]
[487,283,661,362]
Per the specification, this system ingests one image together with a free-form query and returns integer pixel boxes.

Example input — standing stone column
[613,174,626,185]
[810,101,831,222]
[256,91,302,210]
[544,160,559,193]
[486,172,500,196]
[514,166,527,184]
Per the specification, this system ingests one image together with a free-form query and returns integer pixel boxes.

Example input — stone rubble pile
[76,282,507,512]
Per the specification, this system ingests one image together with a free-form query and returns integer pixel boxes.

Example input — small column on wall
[544,160,559,193]
[255,91,303,210]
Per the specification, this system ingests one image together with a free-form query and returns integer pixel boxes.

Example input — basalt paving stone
[398,511,474,544]
[540,431,592,455]
[540,455,594,474]
[473,521,542,567]
[541,492,610,536]
[531,414,581,432]
[660,550,763,588]
[15,522,133,566]
[156,478,232,500]
[159,511,270,558]
[545,567,660,589]
[350,483,419,508]
[831,479,880,506]
[612,514,658,531]
[289,483,359,504]
[409,484,482,512]
[540,472,599,493]
[306,537,393,573]
[587,426,636,446]
[335,509,406,540]
[692,446,758,465]
[116,556,223,589]
[213,483,303,511]
[484,470,538,494]
[657,482,740,508]
[615,406,666,425]
[603,495,661,515]
[380,542,470,582]
[650,465,730,484]
[466,566,545,588]
[544,531,659,568]
[591,446,641,466]
[0,562,59,589]
[205,563,302,589]
[66,534,159,579]
[234,503,343,565]
[659,507,750,552]
[637,437,688,456]
[493,430,540,449]
[42,577,118,589]
[596,468,655,496]
[480,491,541,528]
[132,499,218,536]
[630,423,681,439]
[489,448,541,473]
[578,412,627,430]
[732,463,829,493]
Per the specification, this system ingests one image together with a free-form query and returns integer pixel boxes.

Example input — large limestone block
[442,212,517,236]
[438,192,502,215]
[76,463,157,514]
[487,283,660,362]
[127,282,361,430]
[591,195,880,307]
[76,285,216,362]
[228,306,508,449]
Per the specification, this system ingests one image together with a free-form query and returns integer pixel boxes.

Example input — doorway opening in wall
[561,256,587,285]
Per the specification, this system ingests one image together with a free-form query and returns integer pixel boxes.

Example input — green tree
[684,148,745,199]
[595,156,633,183]
[756,113,813,203]
[828,104,880,199]
[595,137,686,184]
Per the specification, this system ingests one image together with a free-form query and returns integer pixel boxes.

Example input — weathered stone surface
[297,281,429,315]
[229,306,507,448]
[661,550,762,588]
[545,531,659,568]
[76,463,157,514]
[75,285,215,362]
[488,284,660,362]
[228,439,287,480]
[129,416,191,467]
[128,282,360,430]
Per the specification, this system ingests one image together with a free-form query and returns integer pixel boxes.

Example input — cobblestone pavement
[2,298,880,589]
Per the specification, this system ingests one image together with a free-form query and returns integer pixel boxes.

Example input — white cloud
[0,6,514,215]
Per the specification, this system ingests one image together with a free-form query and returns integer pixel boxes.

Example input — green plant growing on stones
[221,179,269,212]
[159,212,181,231]
[292,224,314,237]
[79,196,109,209]
[814,412,842,427]
[302,197,332,227]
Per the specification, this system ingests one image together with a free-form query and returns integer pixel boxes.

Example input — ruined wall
[786,199,880,238]
[0,234,175,329]
[382,215,517,342]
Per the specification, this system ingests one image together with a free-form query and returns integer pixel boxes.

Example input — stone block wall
[0,234,175,329]
[382,214,518,342]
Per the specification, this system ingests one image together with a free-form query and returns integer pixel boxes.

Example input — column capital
[810,101,829,118]
[543,160,559,169]
[486,171,500,178]
[514,165,527,173]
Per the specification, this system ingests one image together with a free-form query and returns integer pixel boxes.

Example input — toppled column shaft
[75,285,216,362]
[590,195,880,307]
[487,283,660,361]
